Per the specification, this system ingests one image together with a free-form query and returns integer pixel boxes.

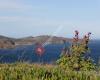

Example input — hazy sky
[0,0,100,39]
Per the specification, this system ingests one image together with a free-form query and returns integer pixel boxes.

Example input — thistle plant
[57,31,96,71]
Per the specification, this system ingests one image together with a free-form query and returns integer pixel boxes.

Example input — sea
[0,40,100,64]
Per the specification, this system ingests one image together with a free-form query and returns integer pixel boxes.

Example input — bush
[57,31,96,71]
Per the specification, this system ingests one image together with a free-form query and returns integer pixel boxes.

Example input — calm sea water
[0,40,100,64]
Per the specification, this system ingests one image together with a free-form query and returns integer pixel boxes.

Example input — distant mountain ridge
[14,35,72,45]
[0,35,72,49]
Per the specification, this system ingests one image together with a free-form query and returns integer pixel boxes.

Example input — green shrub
[57,31,96,71]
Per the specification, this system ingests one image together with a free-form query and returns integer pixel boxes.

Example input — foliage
[0,63,100,80]
[57,31,96,71]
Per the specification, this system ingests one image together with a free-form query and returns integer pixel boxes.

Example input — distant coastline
[0,35,72,49]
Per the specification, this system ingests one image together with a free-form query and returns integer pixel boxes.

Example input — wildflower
[88,32,91,36]
[75,30,79,35]
[73,30,79,43]
[87,32,91,39]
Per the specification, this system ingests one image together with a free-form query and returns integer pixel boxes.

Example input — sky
[0,0,100,39]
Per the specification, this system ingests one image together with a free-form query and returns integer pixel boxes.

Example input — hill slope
[0,35,72,48]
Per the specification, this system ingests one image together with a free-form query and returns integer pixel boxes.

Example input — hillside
[0,35,15,49]
[0,35,72,49]
[15,35,72,45]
